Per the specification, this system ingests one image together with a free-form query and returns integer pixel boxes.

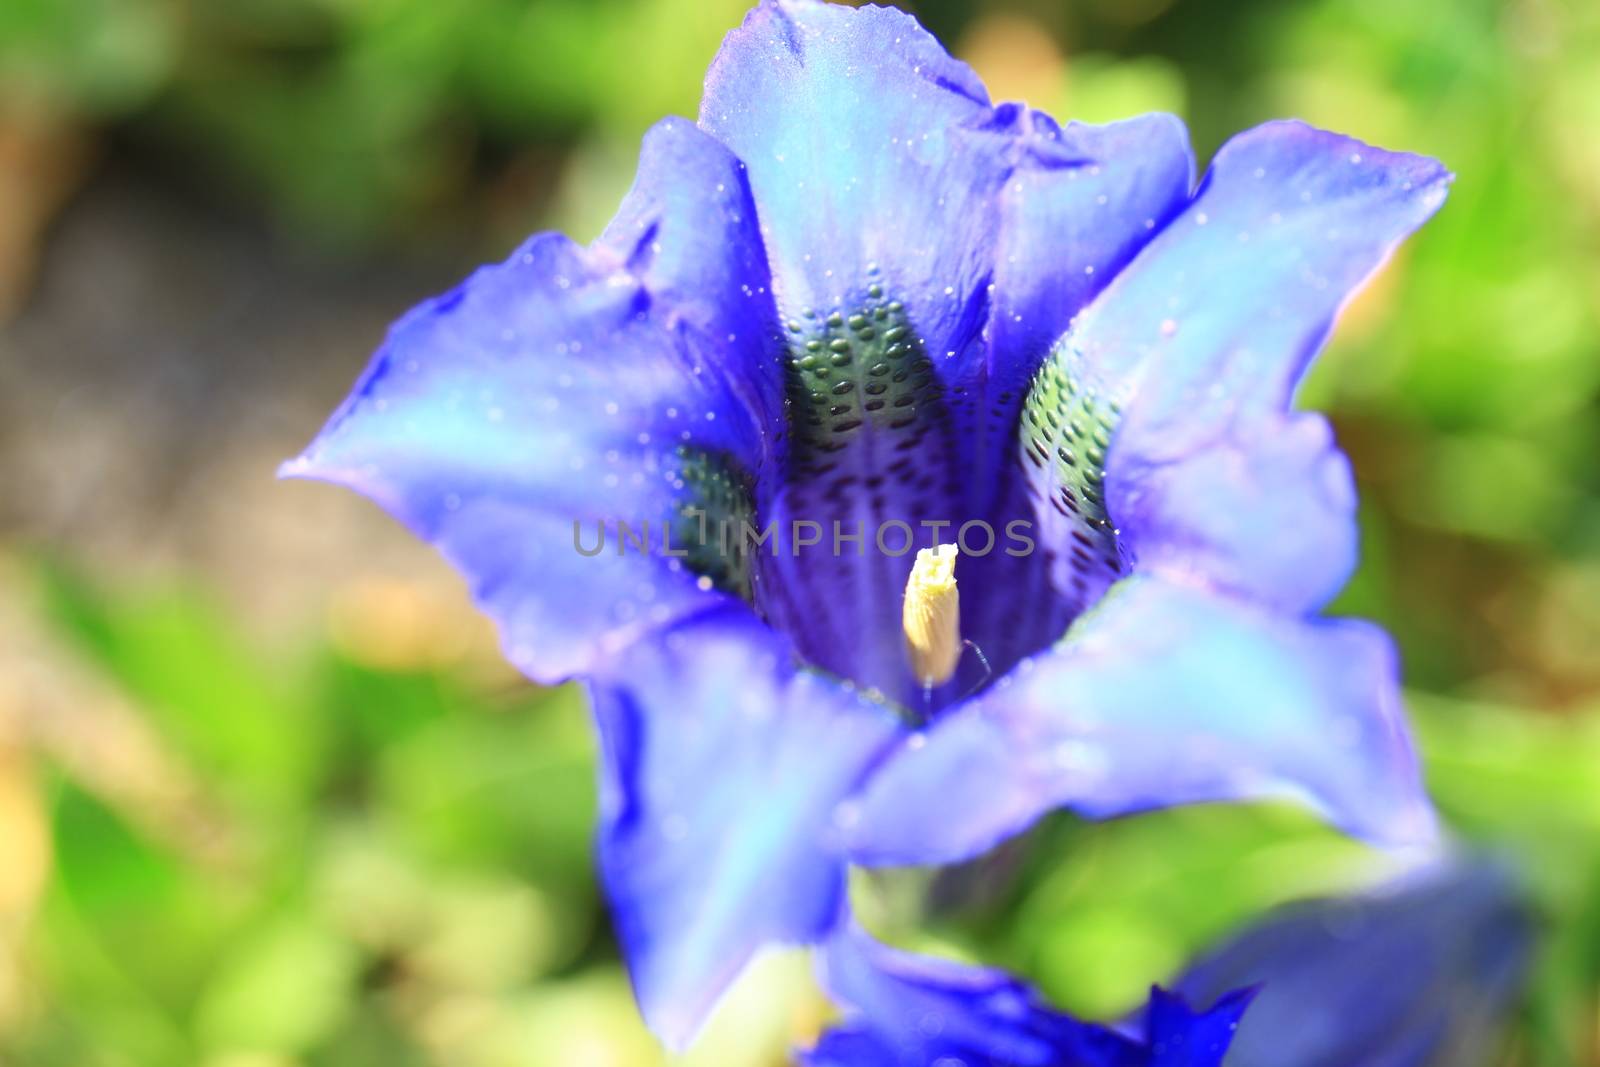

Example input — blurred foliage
[2,0,1598,1064]
[1,557,819,1066]
[2,0,751,244]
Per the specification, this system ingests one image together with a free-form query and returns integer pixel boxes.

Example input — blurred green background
[1,0,1597,1064]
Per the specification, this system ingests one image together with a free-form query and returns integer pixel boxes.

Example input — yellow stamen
[903,543,961,687]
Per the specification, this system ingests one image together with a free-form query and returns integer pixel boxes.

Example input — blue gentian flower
[805,859,1531,1067]
[284,0,1450,1045]
[805,924,1254,1067]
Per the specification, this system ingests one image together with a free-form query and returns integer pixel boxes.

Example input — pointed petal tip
[1225,117,1454,201]
[276,453,314,481]
[1149,981,1260,1020]
[1097,108,1191,144]
[638,996,704,1054]
[1324,740,1441,855]
[1323,775,1440,857]
[1380,800,1446,854]
[1219,982,1264,1012]
[276,447,354,490]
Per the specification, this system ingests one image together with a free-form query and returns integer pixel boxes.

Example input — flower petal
[803,925,1249,1067]
[1172,858,1532,1067]
[845,574,1434,868]
[1083,120,1451,449]
[1111,411,1359,613]
[983,112,1195,408]
[1143,987,1257,1067]
[809,925,1075,1067]
[1068,121,1450,609]
[588,608,902,1048]
[282,118,780,682]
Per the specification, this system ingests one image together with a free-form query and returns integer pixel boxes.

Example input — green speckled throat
[663,274,1130,712]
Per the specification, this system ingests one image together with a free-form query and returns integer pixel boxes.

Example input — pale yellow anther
[903,543,962,688]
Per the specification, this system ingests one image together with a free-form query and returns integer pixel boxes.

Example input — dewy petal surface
[282,119,782,682]
[587,607,901,1049]
[981,112,1195,421]
[846,574,1434,868]
[1073,120,1451,611]
[1112,409,1359,614]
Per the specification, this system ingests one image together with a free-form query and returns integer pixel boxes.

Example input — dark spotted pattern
[782,287,954,470]
[746,273,968,705]
[672,446,758,601]
[1017,345,1129,615]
